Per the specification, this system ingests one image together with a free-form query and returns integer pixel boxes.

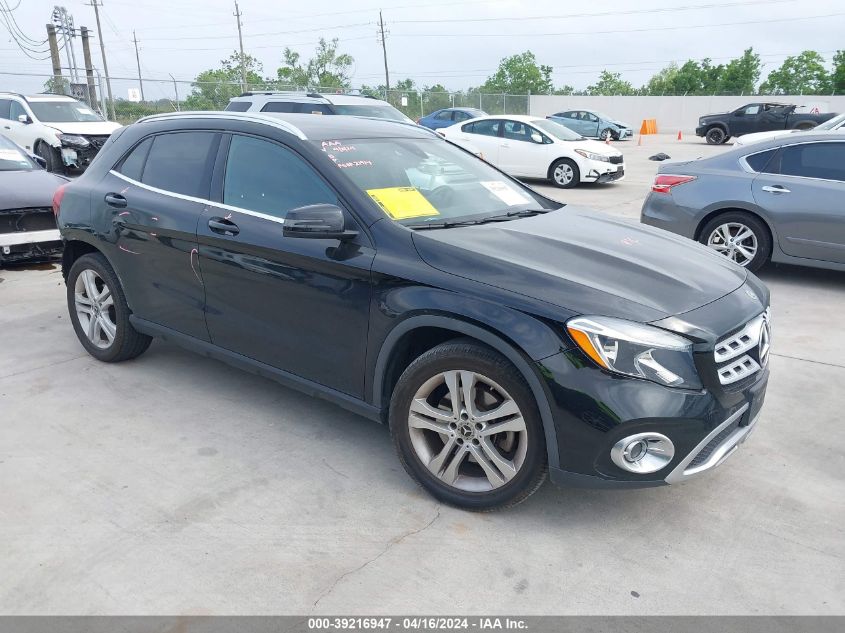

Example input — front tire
[390,340,547,511]
[549,158,580,188]
[699,211,771,272]
[36,141,61,173]
[705,127,726,145]
[599,128,615,141]
[67,253,152,362]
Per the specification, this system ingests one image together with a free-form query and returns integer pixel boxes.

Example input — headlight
[58,134,89,147]
[567,316,701,389]
[574,149,611,162]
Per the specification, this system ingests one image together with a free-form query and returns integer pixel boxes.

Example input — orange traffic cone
[677,130,683,141]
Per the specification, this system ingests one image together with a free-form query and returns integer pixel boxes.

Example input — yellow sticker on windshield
[366,187,440,220]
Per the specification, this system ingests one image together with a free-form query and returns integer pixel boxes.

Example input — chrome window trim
[109,170,286,226]
[664,404,757,484]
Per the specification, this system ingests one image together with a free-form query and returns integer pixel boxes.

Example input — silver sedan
[640,132,845,272]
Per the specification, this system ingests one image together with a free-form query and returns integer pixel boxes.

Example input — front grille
[0,208,56,234]
[609,155,623,164]
[687,418,740,469]
[83,135,110,150]
[714,308,770,385]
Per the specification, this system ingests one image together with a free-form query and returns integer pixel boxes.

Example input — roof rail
[135,111,308,140]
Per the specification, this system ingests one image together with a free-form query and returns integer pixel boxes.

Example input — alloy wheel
[706,222,758,266]
[407,370,528,492]
[74,269,117,348]
[553,163,574,186]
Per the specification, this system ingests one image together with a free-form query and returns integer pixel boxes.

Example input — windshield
[816,112,845,130]
[532,118,584,141]
[0,136,35,171]
[332,103,412,123]
[315,137,557,226]
[29,101,103,123]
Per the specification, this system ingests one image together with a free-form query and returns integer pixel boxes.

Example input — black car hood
[0,169,67,210]
[413,208,747,322]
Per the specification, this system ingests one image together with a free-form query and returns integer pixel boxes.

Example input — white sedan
[439,114,625,188]
[734,112,845,145]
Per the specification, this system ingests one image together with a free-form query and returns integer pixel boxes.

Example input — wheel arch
[373,315,561,470]
[547,155,578,181]
[706,122,730,136]
[694,206,777,257]
[61,237,136,310]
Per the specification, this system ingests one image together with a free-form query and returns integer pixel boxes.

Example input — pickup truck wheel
[390,340,547,511]
[699,212,771,272]
[705,127,726,145]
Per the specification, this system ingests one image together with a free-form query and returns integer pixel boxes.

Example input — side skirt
[130,316,383,423]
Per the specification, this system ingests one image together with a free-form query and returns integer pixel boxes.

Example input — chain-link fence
[1,71,531,125]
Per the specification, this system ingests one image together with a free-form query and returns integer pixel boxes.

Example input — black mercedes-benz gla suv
[55,112,771,510]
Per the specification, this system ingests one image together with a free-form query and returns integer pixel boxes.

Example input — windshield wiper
[407,208,550,230]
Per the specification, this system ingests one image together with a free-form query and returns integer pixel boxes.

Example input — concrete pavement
[0,135,842,615]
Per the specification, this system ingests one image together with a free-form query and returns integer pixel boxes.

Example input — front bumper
[583,161,626,183]
[617,128,634,139]
[0,208,62,262]
[695,125,707,137]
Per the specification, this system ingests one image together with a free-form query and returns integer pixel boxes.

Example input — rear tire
[549,158,580,188]
[699,211,771,272]
[66,252,152,362]
[705,127,726,145]
[390,340,547,512]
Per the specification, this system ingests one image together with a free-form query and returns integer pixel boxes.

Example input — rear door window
[777,142,845,182]
[141,132,219,198]
[468,119,501,137]
[117,137,153,181]
[434,110,453,121]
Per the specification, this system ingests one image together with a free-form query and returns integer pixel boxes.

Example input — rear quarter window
[116,136,152,180]
[225,101,252,112]
[744,148,777,173]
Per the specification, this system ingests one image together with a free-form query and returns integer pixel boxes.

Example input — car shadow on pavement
[756,261,844,289]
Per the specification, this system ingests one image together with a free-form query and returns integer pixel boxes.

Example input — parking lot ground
[1,135,843,615]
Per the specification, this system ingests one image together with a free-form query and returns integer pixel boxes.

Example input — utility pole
[132,30,145,102]
[233,1,246,92]
[52,7,76,83]
[169,74,180,111]
[80,26,98,108]
[88,0,115,120]
[46,24,64,94]
[377,10,390,92]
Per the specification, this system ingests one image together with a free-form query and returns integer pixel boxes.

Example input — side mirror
[531,132,544,144]
[283,204,358,240]
[30,154,47,168]
[17,114,31,124]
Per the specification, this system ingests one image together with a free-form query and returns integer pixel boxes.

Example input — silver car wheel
[553,163,574,185]
[74,269,117,349]
[706,222,758,267]
[407,370,528,492]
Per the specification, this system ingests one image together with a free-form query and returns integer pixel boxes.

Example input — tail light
[652,174,696,194]
[52,183,68,217]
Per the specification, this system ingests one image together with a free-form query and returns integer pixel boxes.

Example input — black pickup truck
[695,102,837,144]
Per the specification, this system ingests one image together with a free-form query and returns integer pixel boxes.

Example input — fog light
[611,433,675,474]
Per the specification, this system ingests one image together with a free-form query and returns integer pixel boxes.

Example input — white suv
[0,93,121,172]
[225,91,415,124]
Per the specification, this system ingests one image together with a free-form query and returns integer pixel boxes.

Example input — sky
[2,0,845,100]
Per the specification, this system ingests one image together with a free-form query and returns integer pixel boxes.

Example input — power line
[392,0,801,24]
[392,12,845,37]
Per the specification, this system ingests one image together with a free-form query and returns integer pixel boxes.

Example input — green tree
[832,50,845,94]
[720,48,761,94]
[276,38,353,89]
[586,70,635,96]
[760,51,831,94]
[43,76,70,95]
[482,51,553,95]
[184,52,265,110]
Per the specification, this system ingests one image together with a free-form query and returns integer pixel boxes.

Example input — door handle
[104,193,127,208]
[3,125,10,130]
[761,185,790,194]
[208,217,240,236]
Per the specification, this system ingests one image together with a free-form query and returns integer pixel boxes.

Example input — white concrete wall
[528,95,845,134]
